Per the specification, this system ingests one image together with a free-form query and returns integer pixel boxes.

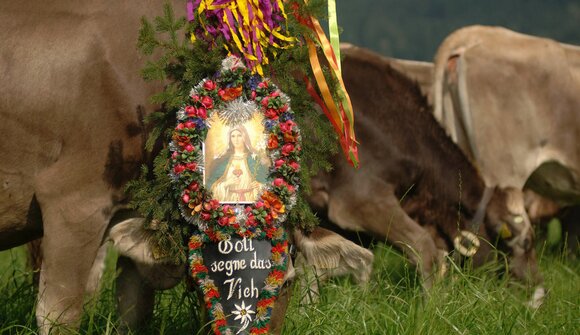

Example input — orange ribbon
[295,11,359,167]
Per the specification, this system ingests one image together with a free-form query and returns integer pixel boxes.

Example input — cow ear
[109,218,158,265]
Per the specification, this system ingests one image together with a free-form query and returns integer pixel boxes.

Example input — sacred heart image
[204,113,270,204]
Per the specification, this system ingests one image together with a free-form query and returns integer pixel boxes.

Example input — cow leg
[269,257,295,335]
[35,196,110,334]
[326,179,442,288]
[115,255,156,332]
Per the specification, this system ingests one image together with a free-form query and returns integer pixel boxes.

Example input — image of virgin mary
[206,125,269,203]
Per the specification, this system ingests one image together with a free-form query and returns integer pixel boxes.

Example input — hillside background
[336,0,580,61]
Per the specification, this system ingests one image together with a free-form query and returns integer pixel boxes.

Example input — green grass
[1,242,578,334]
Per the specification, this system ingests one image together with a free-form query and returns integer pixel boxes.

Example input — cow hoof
[527,286,546,309]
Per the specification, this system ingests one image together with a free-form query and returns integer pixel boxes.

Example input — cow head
[484,187,543,287]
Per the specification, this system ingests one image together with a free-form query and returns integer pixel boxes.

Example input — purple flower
[264,119,276,130]
[247,75,262,90]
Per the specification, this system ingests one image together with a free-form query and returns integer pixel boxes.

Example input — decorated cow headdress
[129,0,358,333]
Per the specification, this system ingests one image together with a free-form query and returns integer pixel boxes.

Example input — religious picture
[204,112,270,204]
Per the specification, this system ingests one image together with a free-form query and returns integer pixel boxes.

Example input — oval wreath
[170,56,299,335]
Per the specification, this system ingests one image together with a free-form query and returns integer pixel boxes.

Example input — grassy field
[1,240,578,334]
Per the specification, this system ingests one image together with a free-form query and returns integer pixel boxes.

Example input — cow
[0,1,172,332]
[308,44,544,299]
[0,1,374,333]
[432,25,580,204]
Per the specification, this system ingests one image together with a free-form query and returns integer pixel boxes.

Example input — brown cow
[0,2,172,332]
[309,45,543,295]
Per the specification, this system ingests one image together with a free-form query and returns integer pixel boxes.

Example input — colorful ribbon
[187,0,295,75]
[295,9,359,167]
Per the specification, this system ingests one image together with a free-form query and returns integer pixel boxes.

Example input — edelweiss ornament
[170,56,299,335]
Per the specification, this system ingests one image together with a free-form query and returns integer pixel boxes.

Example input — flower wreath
[170,56,299,335]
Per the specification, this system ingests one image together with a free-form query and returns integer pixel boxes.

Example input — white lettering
[250,251,272,270]
[224,278,241,300]
[218,238,233,254]
[223,278,260,300]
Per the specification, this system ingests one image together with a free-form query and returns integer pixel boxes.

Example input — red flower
[171,151,178,160]
[200,212,211,221]
[206,288,220,299]
[266,227,277,238]
[203,80,216,91]
[257,81,268,89]
[185,105,196,116]
[257,297,276,308]
[174,164,186,174]
[197,106,208,119]
[184,144,195,152]
[214,319,227,328]
[270,91,280,99]
[251,91,257,99]
[209,199,220,209]
[289,161,300,171]
[188,182,199,192]
[279,120,295,133]
[270,269,285,281]
[272,242,287,254]
[186,162,197,170]
[274,159,285,168]
[281,143,295,156]
[273,178,285,187]
[267,134,279,149]
[251,327,270,335]
[182,193,190,204]
[192,264,208,274]
[188,240,202,250]
[264,108,279,120]
[264,214,273,223]
[261,97,270,107]
[176,123,185,130]
[218,216,230,226]
[246,214,257,227]
[201,96,214,109]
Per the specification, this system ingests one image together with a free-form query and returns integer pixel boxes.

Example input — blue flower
[247,75,262,90]
[191,118,206,129]
[279,112,294,122]
[264,119,276,130]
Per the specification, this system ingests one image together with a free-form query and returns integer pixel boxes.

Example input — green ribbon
[327,0,341,72]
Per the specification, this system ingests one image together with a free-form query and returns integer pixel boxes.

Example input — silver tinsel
[221,55,245,72]
[176,107,187,121]
[216,98,257,126]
